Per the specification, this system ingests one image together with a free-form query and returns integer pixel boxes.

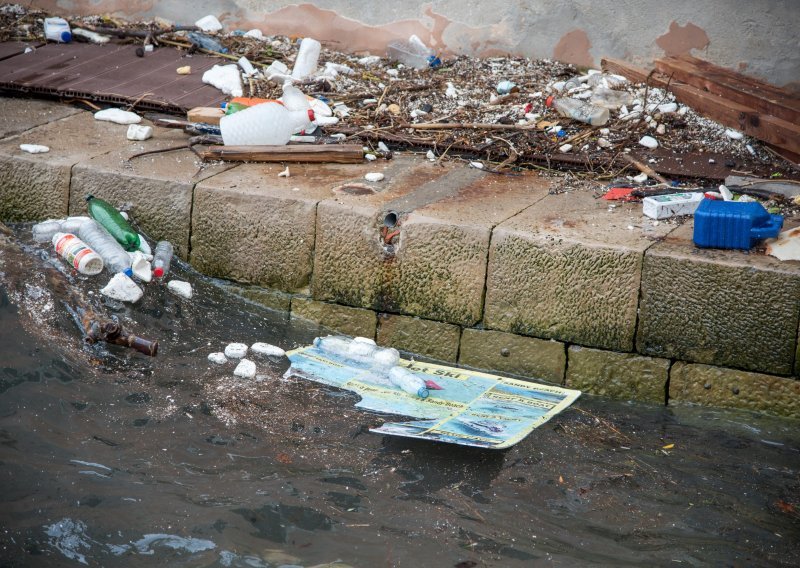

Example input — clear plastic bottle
[77,220,132,276]
[86,195,141,252]
[152,241,174,278]
[313,336,400,368]
[590,88,633,110]
[387,35,440,69]
[32,216,90,242]
[545,96,609,126]
[52,233,104,275]
[220,102,315,146]
[388,366,429,399]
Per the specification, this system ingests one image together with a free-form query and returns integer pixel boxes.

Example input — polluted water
[0,223,799,567]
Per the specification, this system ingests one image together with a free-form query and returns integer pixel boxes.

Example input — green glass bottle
[85,194,141,252]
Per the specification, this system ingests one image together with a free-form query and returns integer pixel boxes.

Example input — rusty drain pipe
[81,310,159,357]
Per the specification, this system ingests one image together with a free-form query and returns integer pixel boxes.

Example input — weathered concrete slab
[670,362,800,419]
[458,328,565,384]
[69,125,233,260]
[219,282,293,314]
[313,162,550,326]
[291,298,377,338]
[192,161,385,291]
[565,345,670,404]
[638,223,800,375]
[0,110,128,222]
[0,98,81,139]
[485,191,675,351]
[376,313,461,362]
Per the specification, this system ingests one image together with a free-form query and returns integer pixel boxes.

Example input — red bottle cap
[545,95,555,108]
[307,109,315,122]
[153,267,164,278]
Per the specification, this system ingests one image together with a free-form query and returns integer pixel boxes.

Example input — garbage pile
[32,195,191,306]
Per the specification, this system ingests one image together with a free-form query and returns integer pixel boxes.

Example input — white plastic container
[545,96,609,126]
[291,38,321,79]
[643,192,705,220]
[220,102,314,146]
[44,17,71,43]
[52,233,104,275]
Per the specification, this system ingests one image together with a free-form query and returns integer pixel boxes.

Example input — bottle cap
[417,387,430,399]
[153,267,164,278]
[60,31,72,43]
[307,109,315,122]
[123,267,133,278]
[545,95,555,108]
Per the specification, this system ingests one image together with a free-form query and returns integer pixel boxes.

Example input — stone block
[565,345,670,404]
[376,313,461,362]
[192,161,379,291]
[637,223,800,375]
[69,125,232,260]
[0,111,127,221]
[669,362,800,419]
[485,191,676,351]
[458,328,565,384]
[221,283,292,314]
[0,98,80,139]
[313,162,549,326]
[291,298,377,338]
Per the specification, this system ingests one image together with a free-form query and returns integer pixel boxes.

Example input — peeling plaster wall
[33,0,800,88]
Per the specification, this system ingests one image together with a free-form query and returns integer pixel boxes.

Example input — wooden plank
[197,144,365,163]
[655,56,800,124]
[676,55,798,101]
[601,58,800,155]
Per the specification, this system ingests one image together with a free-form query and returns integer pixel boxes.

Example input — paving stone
[313,161,549,326]
[291,298,377,338]
[0,111,127,221]
[69,124,233,260]
[0,98,81,139]
[638,223,800,375]
[376,313,461,362]
[565,345,670,404]
[458,328,565,384]
[192,161,379,291]
[485,191,675,351]
[669,361,800,419]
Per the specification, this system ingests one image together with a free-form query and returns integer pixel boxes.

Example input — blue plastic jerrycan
[693,199,783,250]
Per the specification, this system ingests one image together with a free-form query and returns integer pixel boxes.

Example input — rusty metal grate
[0,42,226,114]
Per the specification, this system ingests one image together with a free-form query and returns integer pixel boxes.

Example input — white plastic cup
[52,233,104,275]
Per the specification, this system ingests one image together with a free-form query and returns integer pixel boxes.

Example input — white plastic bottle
[291,38,321,80]
[313,336,400,367]
[388,366,429,399]
[52,233,104,275]
[280,85,316,134]
[43,17,72,43]
[545,96,609,126]
[77,220,132,276]
[220,102,315,146]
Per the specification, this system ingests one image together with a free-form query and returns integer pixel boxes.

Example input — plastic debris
[194,15,223,33]
[291,38,321,80]
[386,35,440,69]
[167,280,192,299]
[126,124,153,141]
[52,233,103,275]
[129,251,152,282]
[19,144,49,153]
[202,64,242,97]
[224,343,248,359]
[176,65,191,75]
[72,28,110,44]
[766,227,800,261]
[725,129,744,140]
[243,29,264,40]
[639,135,659,149]
[694,200,783,250]
[365,172,385,182]
[643,192,704,219]
[278,166,290,178]
[233,359,256,379]
[559,143,573,153]
[469,161,484,169]
[94,108,141,125]
[208,352,227,364]
[100,273,143,303]
[251,342,286,358]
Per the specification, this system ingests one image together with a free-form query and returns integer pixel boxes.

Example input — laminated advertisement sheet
[285,345,581,449]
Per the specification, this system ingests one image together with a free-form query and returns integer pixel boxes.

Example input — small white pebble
[365,153,377,161]
[627,225,635,231]
[233,359,257,379]
[656,123,666,135]
[599,128,610,135]
[426,150,435,161]
[224,342,248,359]
[365,172,384,182]
[657,102,678,113]
[167,280,192,299]
[469,161,484,169]
[378,141,389,153]
[639,136,659,149]
[597,137,611,149]
[19,144,49,153]
[633,173,648,183]
[708,158,716,164]
[278,166,290,177]
[559,143,573,153]
[208,352,227,364]
[386,68,399,77]
[251,342,286,358]
[725,129,743,140]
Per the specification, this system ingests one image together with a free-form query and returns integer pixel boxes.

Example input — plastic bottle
[590,88,633,110]
[44,17,72,43]
[545,96,609,126]
[77,220,132,276]
[220,102,315,146]
[152,241,174,278]
[313,336,400,368]
[188,32,228,54]
[280,85,316,134]
[52,233,104,275]
[386,35,440,69]
[32,216,90,242]
[85,195,141,252]
[388,366,429,399]
[291,38,321,80]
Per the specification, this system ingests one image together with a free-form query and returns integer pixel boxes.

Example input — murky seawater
[1,226,798,567]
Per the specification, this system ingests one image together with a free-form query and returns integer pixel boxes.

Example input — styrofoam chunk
[251,342,286,358]
[224,343,248,359]
[94,108,142,125]
[365,172,385,182]
[167,280,193,299]
[233,359,257,379]
[725,129,744,140]
[559,143,573,153]
[194,15,222,32]
[638,136,659,149]
[208,352,227,364]
[100,273,143,303]
[126,124,153,141]
[19,144,49,153]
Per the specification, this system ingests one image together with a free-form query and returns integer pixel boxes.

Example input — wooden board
[197,144,365,163]
[655,56,800,124]
[601,58,800,155]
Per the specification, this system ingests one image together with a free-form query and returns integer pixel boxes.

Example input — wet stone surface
[0,224,798,567]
